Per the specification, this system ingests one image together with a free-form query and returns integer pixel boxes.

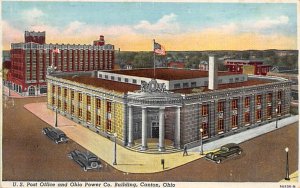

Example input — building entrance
[151,122,159,138]
[28,86,35,96]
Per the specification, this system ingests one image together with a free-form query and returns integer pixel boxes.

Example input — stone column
[174,106,181,149]
[128,105,134,147]
[225,98,230,132]
[158,107,165,152]
[141,107,148,151]
[250,94,256,124]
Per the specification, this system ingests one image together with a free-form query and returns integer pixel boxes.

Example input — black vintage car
[42,127,69,144]
[68,150,102,171]
[205,143,243,164]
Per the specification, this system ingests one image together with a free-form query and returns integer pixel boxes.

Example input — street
[2,96,298,181]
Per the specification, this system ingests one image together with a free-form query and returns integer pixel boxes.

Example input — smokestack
[208,56,218,90]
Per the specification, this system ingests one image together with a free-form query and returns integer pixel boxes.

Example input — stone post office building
[46,58,291,152]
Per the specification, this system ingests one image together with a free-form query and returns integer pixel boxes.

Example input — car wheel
[238,150,242,155]
[91,162,98,169]
[55,140,59,144]
[42,131,46,135]
[216,159,221,164]
[83,167,87,172]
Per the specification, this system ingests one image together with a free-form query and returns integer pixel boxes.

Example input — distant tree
[132,52,153,68]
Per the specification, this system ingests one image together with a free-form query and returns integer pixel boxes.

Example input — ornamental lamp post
[200,128,204,155]
[113,132,117,165]
[285,147,290,180]
[275,108,278,129]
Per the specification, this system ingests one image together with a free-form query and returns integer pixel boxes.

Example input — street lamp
[113,132,117,165]
[285,147,290,180]
[275,108,278,129]
[200,128,204,155]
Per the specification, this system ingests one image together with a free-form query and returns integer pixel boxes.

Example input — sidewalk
[2,85,45,98]
[24,102,201,173]
[189,115,299,152]
[24,102,299,173]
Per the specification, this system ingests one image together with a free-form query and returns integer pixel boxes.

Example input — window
[244,97,250,108]
[277,105,282,114]
[78,108,82,118]
[111,76,114,80]
[107,101,112,112]
[202,104,208,116]
[244,112,250,124]
[71,105,74,115]
[99,74,102,78]
[256,95,262,105]
[52,85,55,94]
[96,98,101,109]
[232,99,238,109]
[218,101,224,112]
[78,93,82,102]
[183,83,189,88]
[201,122,208,137]
[87,111,91,123]
[191,82,196,87]
[106,120,111,132]
[125,78,129,83]
[132,79,137,84]
[58,87,61,96]
[51,97,55,105]
[105,75,108,79]
[256,109,262,121]
[96,115,101,126]
[232,115,238,128]
[278,91,282,100]
[218,119,224,132]
[71,90,74,100]
[267,106,272,118]
[64,102,67,111]
[87,95,91,106]
[64,88,67,98]
[267,93,272,103]
[118,77,121,81]
[174,83,181,89]
[58,99,61,109]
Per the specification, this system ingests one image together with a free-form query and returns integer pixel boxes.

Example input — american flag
[154,42,166,56]
[52,47,60,53]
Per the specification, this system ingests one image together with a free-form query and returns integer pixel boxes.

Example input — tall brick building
[46,57,291,152]
[9,31,115,96]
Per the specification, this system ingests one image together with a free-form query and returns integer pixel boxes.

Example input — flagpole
[153,39,156,79]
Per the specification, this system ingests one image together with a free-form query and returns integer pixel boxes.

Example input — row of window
[200,104,282,138]
[52,86,114,132]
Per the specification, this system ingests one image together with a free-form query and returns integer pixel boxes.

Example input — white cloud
[134,13,180,34]
[22,8,45,23]
[253,15,289,30]
[2,20,23,48]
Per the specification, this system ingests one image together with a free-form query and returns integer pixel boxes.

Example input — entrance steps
[126,139,182,154]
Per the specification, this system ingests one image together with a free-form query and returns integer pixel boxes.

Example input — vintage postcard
[1,0,299,188]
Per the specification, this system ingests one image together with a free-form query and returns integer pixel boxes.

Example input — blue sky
[2,2,298,50]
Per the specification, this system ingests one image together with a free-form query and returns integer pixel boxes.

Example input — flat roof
[63,75,139,93]
[173,79,271,94]
[106,68,240,81]
[60,74,271,94]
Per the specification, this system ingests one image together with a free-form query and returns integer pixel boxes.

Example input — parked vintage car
[42,127,69,144]
[205,143,243,164]
[68,149,102,171]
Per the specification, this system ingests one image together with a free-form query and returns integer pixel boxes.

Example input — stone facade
[47,71,292,151]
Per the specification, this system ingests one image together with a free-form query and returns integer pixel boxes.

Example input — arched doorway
[28,86,36,96]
